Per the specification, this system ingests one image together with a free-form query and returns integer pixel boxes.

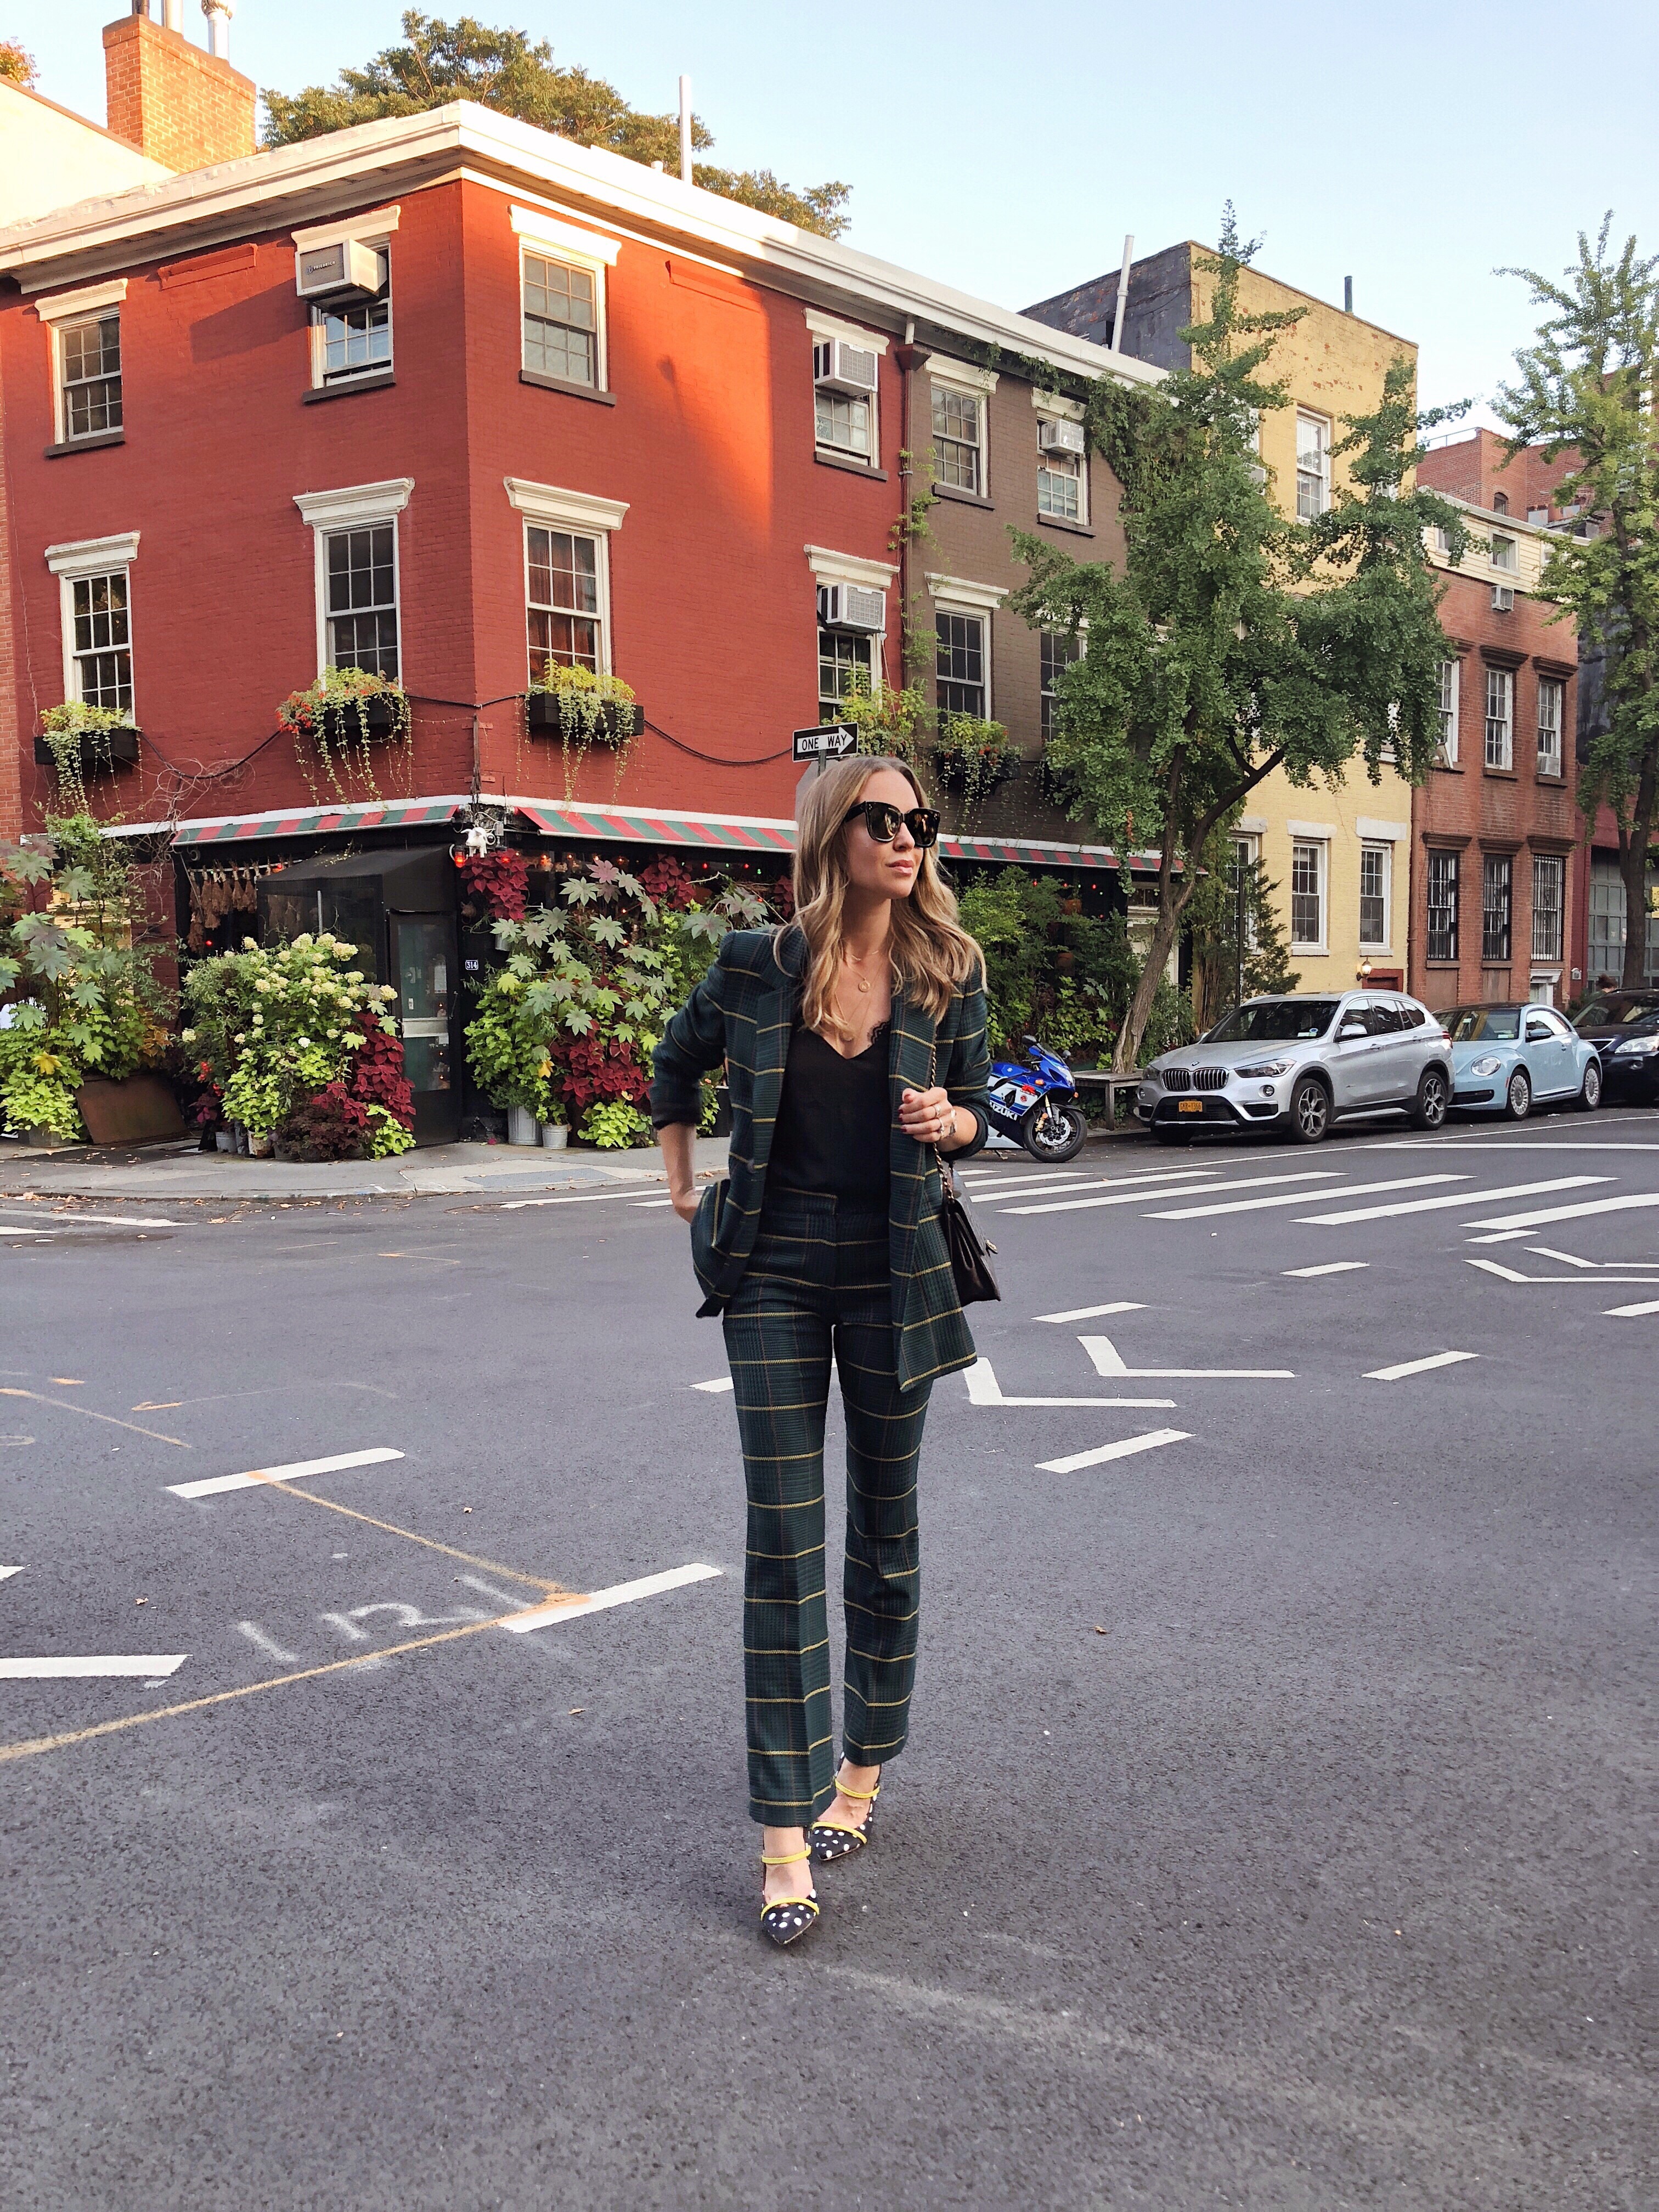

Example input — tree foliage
[0,40,37,87]
[1496,216,1659,989]
[1014,208,1466,1069]
[263,13,850,238]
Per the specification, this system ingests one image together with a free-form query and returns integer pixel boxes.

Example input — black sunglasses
[843,800,940,849]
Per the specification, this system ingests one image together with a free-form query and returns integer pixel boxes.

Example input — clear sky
[21,1,1658,431]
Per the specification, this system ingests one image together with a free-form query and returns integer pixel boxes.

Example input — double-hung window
[1437,659,1460,765]
[61,314,123,440]
[936,610,986,719]
[324,525,399,678]
[1482,854,1513,964]
[1040,629,1080,742]
[522,252,598,386]
[1290,840,1325,949]
[46,532,141,720]
[1485,666,1514,770]
[314,250,392,387]
[1490,532,1517,574]
[1295,412,1330,520]
[1037,446,1082,522]
[1426,851,1459,962]
[933,385,983,493]
[1532,854,1565,963]
[527,528,602,675]
[1358,844,1390,950]
[1536,676,1564,777]
[818,624,871,725]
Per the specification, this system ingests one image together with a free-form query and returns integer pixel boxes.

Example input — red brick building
[0,14,1156,1136]
[1414,443,1579,1011]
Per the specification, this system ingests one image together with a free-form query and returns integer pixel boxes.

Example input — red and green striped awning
[119,794,1159,873]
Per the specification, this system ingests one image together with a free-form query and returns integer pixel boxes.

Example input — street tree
[1013,212,1467,1071]
[263,12,850,239]
[1497,218,1659,990]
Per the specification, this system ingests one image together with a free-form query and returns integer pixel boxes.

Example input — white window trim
[1036,437,1088,527]
[294,481,412,680]
[1358,840,1393,953]
[291,205,402,252]
[1237,815,1267,835]
[33,278,127,327]
[1284,818,1338,842]
[804,544,899,591]
[47,531,140,719]
[924,353,998,394]
[1295,409,1331,518]
[509,204,620,264]
[306,244,395,391]
[929,359,994,499]
[523,520,613,684]
[1355,817,1407,843]
[504,478,629,534]
[924,573,1008,614]
[803,309,889,356]
[1031,388,1084,423]
[1289,836,1329,955]
[1536,675,1565,775]
[1438,655,1462,766]
[518,236,608,388]
[933,601,995,722]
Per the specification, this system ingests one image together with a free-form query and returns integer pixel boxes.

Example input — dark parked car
[1573,990,1659,1103]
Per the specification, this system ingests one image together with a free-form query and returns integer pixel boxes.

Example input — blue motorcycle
[986,1036,1088,1163]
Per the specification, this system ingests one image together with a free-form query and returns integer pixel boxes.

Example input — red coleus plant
[547,1033,650,1116]
[349,1011,415,1130]
[459,850,529,923]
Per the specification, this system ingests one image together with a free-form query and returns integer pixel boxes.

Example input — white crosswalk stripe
[1365,1350,1478,1381]
[1037,1429,1190,1474]
[1008,1168,1339,1217]
[1151,1173,1466,1220]
[1297,1175,1607,1227]
[964,1358,1174,1409]
[1604,1299,1659,1317]
[973,1165,1228,1207]
[1462,1190,1659,1233]
[1080,1334,1293,1380]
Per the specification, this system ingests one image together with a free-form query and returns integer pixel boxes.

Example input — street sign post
[792,724,856,768]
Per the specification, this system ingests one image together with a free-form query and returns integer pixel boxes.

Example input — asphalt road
[2,1107,1654,2210]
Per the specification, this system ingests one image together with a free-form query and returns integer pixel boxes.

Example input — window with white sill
[323,524,399,678]
[69,568,133,713]
[1485,666,1514,770]
[1290,839,1325,949]
[933,385,983,494]
[60,313,122,440]
[819,625,872,725]
[1037,446,1082,523]
[1040,629,1080,743]
[527,526,604,676]
[936,610,987,719]
[522,251,599,386]
[1536,676,1564,777]
[1358,843,1390,950]
[1437,658,1460,765]
[1482,853,1513,964]
[313,247,392,386]
[1531,854,1564,963]
[1295,412,1330,520]
[1426,850,1459,962]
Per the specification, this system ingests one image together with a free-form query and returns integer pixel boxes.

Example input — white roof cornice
[0,100,1160,393]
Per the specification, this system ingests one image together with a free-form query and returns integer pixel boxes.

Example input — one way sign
[792,724,857,763]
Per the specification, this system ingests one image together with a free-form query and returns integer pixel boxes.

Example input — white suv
[1137,992,1454,1144]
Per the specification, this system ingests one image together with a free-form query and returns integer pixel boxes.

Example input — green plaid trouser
[723,1190,933,1829]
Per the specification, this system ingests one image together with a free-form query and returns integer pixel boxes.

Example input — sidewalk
[0,1134,736,1202]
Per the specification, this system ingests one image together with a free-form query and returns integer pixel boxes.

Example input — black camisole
[768,1022,891,1209]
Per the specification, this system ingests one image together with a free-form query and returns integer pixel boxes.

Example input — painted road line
[1037,1429,1190,1475]
[1034,1301,1146,1324]
[499,1189,674,1211]
[0,1565,22,1584]
[501,1561,722,1634]
[1463,1191,1659,1233]
[1284,1261,1369,1278]
[1079,1334,1293,1381]
[1603,1299,1659,1318]
[0,1387,189,1448]
[168,1447,404,1502]
[1465,1228,1537,1244]
[963,1358,1174,1410]
[1298,1175,1609,1227]
[1152,1173,1467,1221]
[974,1169,1230,1209]
[1365,1350,1479,1382]
[691,1378,735,1393]
[1465,1257,1659,1285]
[633,1198,678,1207]
[0,1654,189,1680]
[1008,1169,1339,1217]
[1529,1246,1598,1267]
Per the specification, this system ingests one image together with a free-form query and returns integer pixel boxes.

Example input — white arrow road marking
[1299,1175,1609,1226]
[168,1447,404,1501]
[0,1654,189,1679]
[1604,1299,1659,1317]
[1365,1351,1479,1382]
[1152,1173,1466,1220]
[1528,1245,1599,1268]
[1466,1259,1659,1285]
[1007,1168,1339,1217]
[1038,1429,1191,1474]
[502,1561,721,1633]
[1079,1334,1293,1380]
[963,1358,1173,1409]
[691,1378,735,1393]
[1284,1261,1369,1278]
[1034,1301,1146,1324]
[1463,1191,1659,1233]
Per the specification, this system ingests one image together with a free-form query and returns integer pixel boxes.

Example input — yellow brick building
[1027,247,1423,996]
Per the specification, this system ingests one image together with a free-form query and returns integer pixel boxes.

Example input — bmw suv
[1136,991,1455,1144]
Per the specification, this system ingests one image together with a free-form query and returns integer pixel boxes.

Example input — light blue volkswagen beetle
[1444,1003,1602,1120]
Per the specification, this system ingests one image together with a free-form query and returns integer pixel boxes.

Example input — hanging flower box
[526,667,642,747]
[33,725,140,772]
[932,714,1022,799]
[320,692,403,745]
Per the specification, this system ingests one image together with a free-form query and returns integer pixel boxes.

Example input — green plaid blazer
[651,927,991,1393]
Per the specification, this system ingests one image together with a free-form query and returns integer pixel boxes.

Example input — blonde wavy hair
[788,754,983,1039]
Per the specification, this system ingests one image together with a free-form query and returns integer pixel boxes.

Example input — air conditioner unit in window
[817,583,886,634]
[813,339,878,396]
[1037,416,1086,456]
[295,239,387,303]
[1492,584,1515,612]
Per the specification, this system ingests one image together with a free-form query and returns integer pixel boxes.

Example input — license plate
[1178,1099,1203,1114]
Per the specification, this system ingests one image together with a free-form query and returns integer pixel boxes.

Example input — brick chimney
[103,6,256,172]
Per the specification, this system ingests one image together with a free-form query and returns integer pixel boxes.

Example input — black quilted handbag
[929,1046,1000,1306]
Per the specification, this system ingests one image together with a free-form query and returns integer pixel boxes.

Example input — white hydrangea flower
[180,1028,196,1042]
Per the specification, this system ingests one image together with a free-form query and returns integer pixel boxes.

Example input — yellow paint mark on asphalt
[134,1402,183,1412]
[0,1389,189,1448]
[220,1468,567,1594]
[0,1605,592,1769]
[50,1378,84,1386]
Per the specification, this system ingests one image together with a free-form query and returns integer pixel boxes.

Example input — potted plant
[525,664,644,744]
[932,713,1022,804]
[278,668,411,799]
[830,670,927,765]
[34,702,140,783]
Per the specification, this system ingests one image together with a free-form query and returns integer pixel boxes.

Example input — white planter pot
[507,1105,539,1147]
[539,1122,569,1149]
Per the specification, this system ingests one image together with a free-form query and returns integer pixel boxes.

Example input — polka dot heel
[759,1847,821,1949]
[809,1774,880,1866]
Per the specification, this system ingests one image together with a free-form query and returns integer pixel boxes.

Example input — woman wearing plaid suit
[652,757,990,1948]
